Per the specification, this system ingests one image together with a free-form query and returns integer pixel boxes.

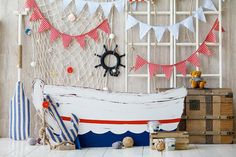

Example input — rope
[151,0,159,93]
[129,2,135,72]
[185,0,194,42]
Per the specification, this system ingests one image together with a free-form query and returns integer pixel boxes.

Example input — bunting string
[25,0,111,49]
[134,18,225,79]
[49,0,125,17]
[126,0,217,42]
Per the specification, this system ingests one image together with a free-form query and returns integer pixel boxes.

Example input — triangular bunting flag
[139,22,151,39]
[131,2,137,11]
[205,31,217,42]
[115,0,125,13]
[101,3,113,17]
[202,0,217,11]
[168,24,180,40]
[153,26,166,42]
[175,61,187,76]
[38,19,51,32]
[134,55,148,71]
[99,20,110,34]
[25,0,36,9]
[126,15,138,30]
[88,29,99,42]
[187,53,200,67]
[149,63,159,77]
[181,16,194,32]
[87,2,100,15]
[50,28,61,43]
[75,0,86,14]
[213,19,225,32]
[62,34,72,48]
[75,35,86,48]
[162,65,174,80]
[198,43,213,56]
[63,0,72,10]
[194,7,206,22]
[30,8,43,21]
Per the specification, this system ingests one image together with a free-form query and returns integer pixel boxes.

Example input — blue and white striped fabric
[9,81,30,140]
[45,95,80,147]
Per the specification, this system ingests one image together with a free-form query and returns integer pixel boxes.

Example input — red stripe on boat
[61,116,180,124]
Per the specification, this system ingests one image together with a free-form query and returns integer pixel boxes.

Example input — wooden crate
[150,132,189,150]
[178,88,234,144]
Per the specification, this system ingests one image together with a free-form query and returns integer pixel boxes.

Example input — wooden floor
[0,138,236,157]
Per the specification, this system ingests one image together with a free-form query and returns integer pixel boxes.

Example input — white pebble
[103,87,109,91]
[30,61,36,67]
[68,13,76,22]
[109,33,115,40]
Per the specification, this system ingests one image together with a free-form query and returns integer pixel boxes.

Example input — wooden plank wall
[0,0,235,139]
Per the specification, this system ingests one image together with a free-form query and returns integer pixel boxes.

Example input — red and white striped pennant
[30,8,42,21]
[75,35,86,48]
[162,65,174,80]
[62,34,72,48]
[149,63,159,77]
[213,18,225,32]
[134,55,148,71]
[187,53,200,68]
[25,0,36,9]
[98,20,110,34]
[38,19,51,32]
[175,61,187,76]
[50,28,61,43]
[197,43,213,56]
[205,31,217,43]
[88,29,99,42]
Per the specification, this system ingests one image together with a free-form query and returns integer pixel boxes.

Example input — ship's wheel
[95,45,125,77]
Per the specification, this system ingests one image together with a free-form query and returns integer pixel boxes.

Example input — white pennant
[168,24,180,40]
[139,22,151,39]
[87,2,100,15]
[115,0,125,13]
[132,2,137,10]
[202,0,217,11]
[126,15,138,30]
[63,0,72,10]
[194,7,206,22]
[153,26,166,42]
[181,16,194,32]
[101,3,113,17]
[75,0,86,14]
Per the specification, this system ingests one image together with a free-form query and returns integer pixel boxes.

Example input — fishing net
[29,0,110,89]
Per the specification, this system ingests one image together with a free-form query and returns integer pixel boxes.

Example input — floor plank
[5,141,39,157]
[103,146,143,157]
[0,139,18,157]
[83,147,108,157]
[1,139,236,157]
[63,148,89,157]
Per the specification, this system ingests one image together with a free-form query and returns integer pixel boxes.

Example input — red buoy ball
[42,101,49,109]
[67,66,74,74]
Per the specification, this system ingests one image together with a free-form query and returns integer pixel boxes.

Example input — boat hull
[32,80,187,147]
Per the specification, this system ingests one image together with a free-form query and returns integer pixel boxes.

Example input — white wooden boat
[32,79,187,147]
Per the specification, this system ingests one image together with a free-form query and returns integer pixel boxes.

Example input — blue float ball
[25,28,31,35]
[112,141,123,149]
[28,138,37,146]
